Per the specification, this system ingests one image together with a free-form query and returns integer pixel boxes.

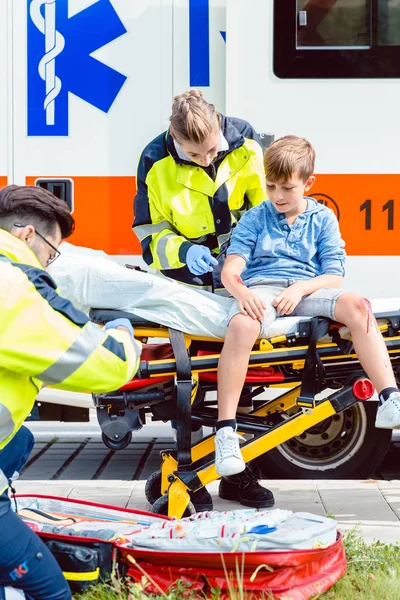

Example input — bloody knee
[337,294,374,331]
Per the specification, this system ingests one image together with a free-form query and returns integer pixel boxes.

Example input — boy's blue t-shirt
[227,197,346,286]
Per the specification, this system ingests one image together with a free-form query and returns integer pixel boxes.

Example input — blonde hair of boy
[169,89,219,144]
[264,135,316,183]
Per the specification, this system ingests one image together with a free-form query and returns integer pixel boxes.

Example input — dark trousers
[0,427,71,600]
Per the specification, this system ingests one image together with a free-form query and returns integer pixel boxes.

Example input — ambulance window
[297,0,370,49]
[274,0,400,77]
[36,179,74,212]
[379,0,400,46]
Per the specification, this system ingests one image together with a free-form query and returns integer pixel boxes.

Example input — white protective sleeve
[49,242,234,339]
[50,243,400,341]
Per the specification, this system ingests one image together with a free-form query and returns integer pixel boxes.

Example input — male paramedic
[0,185,141,600]
[133,89,274,511]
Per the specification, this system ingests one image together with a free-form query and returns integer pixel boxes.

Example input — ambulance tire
[255,401,391,479]
[145,470,163,505]
[151,495,196,517]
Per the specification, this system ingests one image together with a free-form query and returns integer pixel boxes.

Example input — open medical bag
[14,495,165,593]
[14,495,347,599]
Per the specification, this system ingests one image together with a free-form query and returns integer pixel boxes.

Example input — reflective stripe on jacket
[0,229,141,453]
[133,115,266,287]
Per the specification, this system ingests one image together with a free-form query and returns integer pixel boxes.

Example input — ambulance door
[226,0,400,297]
[0,1,9,188]
[173,0,226,111]
[13,0,173,258]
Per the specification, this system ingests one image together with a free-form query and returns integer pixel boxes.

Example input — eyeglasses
[13,223,61,265]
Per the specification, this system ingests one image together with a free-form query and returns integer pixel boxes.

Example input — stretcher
[89,298,400,520]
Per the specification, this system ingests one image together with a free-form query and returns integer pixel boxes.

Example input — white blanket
[50,242,234,339]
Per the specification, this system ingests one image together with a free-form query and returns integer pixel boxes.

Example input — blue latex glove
[186,245,218,275]
[104,318,134,338]
[248,525,277,535]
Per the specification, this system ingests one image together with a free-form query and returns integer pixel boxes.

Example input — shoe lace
[240,466,259,485]
[388,394,400,414]
[216,430,245,459]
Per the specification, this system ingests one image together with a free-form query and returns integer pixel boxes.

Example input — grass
[74,530,400,600]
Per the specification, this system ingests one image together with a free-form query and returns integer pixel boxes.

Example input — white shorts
[227,279,346,337]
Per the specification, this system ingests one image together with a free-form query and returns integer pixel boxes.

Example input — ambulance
[1,0,399,478]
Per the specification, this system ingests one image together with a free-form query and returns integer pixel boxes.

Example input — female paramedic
[0,185,141,600]
[133,89,274,512]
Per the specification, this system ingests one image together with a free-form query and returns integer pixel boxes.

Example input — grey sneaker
[215,426,245,476]
[375,392,400,429]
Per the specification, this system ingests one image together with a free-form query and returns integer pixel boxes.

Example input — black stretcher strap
[169,328,193,469]
[298,317,330,405]
[331,328,354,355]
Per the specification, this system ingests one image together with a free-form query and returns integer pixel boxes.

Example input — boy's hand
[273,283,305,316]
[236,288,267,321]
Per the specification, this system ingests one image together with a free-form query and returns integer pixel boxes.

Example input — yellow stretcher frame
[91,309,400,519]
[160,386,363,518]
[141,333,399,517]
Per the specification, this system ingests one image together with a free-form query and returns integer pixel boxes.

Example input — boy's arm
[273,275,342,316]
[223,207,267,320]
[316,209,346,276]
[222,255,266,321]
[291,274,343,296]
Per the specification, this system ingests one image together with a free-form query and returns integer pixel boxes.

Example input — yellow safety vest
[133,116,266,288]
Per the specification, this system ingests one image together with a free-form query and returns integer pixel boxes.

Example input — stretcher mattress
[50,243,400,340]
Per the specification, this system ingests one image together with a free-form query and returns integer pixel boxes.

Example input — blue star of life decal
[27,0,127,136]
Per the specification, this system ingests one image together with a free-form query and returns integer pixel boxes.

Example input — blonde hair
[169,89,219,144]
[264,135,316,182]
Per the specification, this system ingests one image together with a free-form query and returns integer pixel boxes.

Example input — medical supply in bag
[127,508,337,552]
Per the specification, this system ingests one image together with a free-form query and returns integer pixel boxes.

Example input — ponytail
[170,89,219,144]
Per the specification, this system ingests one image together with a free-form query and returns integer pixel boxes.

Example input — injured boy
[214,135,400,477]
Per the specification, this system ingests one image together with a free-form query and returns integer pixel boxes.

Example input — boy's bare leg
[217,314,260,420]
[214,314,260,476]
[334,293,400,429]
[334,293,396,392]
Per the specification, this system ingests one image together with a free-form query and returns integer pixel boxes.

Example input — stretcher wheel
[101,431,132,450]
[151,495,196,517]
[145,470,163,504]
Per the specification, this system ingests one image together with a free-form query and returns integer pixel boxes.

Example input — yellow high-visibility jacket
[0,229,141,493]
[133,115,266,289]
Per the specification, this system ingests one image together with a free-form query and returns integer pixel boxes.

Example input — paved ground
[21,419,176,481]
[14,420,400,545]
[14,478,400,545]
[21,417,400,481]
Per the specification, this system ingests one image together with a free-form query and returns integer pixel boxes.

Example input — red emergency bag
[15,495,346,599]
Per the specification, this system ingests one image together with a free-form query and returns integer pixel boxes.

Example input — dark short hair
[0,185,74,239]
